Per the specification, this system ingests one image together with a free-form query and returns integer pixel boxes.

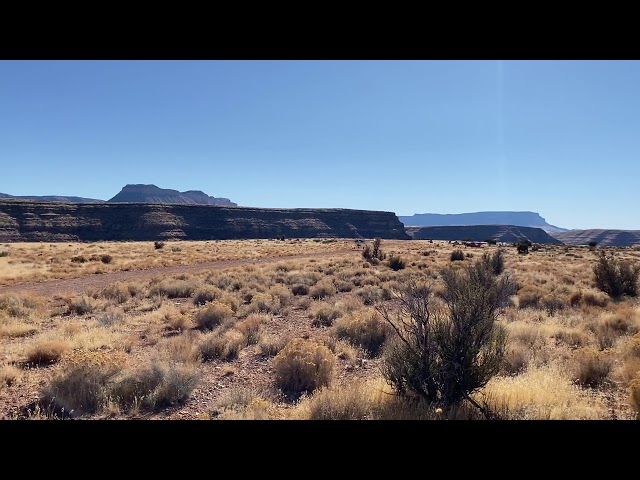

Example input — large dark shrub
[593,251,639,298]
[378,256,516,418]
[387,255,406,271]
[450,249,464,261]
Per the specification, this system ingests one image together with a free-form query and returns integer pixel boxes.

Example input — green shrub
[481,249,505,275]
[378,256,516,418]
[450,249,464,261]
[593,251,639,298]
[387,255,406,271]
[67,295,96,315]
[291,284,310,296]
[516,242,530,254]
[363,238,386,262]
[0,251,9,257]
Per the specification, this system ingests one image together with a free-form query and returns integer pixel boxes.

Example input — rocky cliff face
[399,211,567,234]
[0,200,409,242]
[552,229,640,247]
[108,184,237,206]
[405,224,563,244]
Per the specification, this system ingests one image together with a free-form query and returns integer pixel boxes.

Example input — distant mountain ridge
[0,193,103,203]
[399,211,567,234]
[405,225,563,244]
[108,184,237,206]
[551,229,640,247]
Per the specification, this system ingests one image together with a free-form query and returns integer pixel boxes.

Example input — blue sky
[1,60,639,230]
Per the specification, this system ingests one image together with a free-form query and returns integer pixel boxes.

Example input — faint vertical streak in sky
[496,60,508,206]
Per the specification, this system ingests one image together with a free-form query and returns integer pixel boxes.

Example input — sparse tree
[377,256,516,418]
[517,242,529,254]
[481,249,505,275]
[363,238,386,262]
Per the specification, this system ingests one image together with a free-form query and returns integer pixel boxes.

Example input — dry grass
[193,302,234,330]
[0,365,20,387]
[0,239,352,286]
[273,338,335,395]
[332,308,390,357]
[235,313,269,345]
[571,348,614,388]
[25,339,71,365]
[629,374,640,417]
[258,333,289,357]
[309,302,343,327]
[294,382,374,420]
[0,312,38,338]
[199,329,247,361]
[3,239,640,420]
[484,365,609,419]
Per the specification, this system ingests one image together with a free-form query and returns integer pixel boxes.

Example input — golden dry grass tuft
[1,364,21,387]
[193,301,234,330]
[484,364,608,419]
[332,308,390,357]
[294,382,374,420]
[25,339,71,365]
[199,329,247,361]
[273,338,335,395]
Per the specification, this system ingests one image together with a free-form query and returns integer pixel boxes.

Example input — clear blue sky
[1,60,639,230]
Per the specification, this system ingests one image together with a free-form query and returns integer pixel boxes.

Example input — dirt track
[0,249,355,297]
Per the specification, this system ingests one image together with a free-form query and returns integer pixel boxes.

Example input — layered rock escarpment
[552,229,640,247]
[405,224,563,244]
[0,200,409,241]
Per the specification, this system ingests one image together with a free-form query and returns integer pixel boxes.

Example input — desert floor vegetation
[1,239,639,420]
[0,239,353,286]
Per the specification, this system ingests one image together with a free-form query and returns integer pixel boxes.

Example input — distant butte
[107,184,237,206]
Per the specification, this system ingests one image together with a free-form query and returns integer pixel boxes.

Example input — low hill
[405,224,563,244]
[0,199,409,242]
[398,211,567,234]
[108,184,237,206]
[0,193,103,203]
[552,229,640,247]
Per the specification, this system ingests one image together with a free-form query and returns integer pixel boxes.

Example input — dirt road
[0,249,355,297]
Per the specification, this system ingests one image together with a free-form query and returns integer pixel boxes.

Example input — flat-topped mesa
[0,200,409,242]
[399,211,567,234]
[108,184,237,206]
[405,224,563,244]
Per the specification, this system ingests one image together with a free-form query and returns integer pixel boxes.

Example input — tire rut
[0,249,355,297]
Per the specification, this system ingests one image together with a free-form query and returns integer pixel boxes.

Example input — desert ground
[1,238,639,420]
